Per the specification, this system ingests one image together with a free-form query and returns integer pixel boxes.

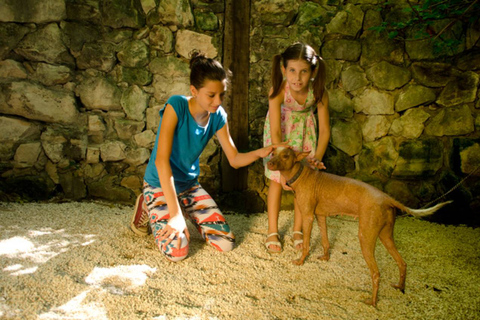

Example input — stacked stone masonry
[0,0,479,220]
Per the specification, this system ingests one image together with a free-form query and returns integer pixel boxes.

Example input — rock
[156,0,194,27]
[175,29,217,59]
[121,175,142,190]
[395,85,436,112]
[121,85,149,121]
[100,141,127,162]
[437,71,479,107]
[149,25,174,52]
[328,89,354,119]
[88,115,106,134]
[390,108,430,139]
[15,23,74,66]
[296,2,330,27]
[76,42,117,72]
[150,57,190,102]
[58,170,87,200]
[114,119,145,141]
[322,145,355,176]
[0,60,27,80]
[124,148,150,166]
[86,147,101,164]
[33,63,72,86]
[366,61,411,90]
[76,76,122,111]
[41,130,67,164]
[117,40,150,68]
[14,142,42,168]
[361,115,391,142]
[457,50,480,71]
[341,65,368,92]
[146,105,162,132]
[406,19,464,60]
[331,119,363,156]
[322,39,362,61]
[0,0,66,23]
[356,136,398,177]
[0,23,30,60]
[385,180,419,208]
[392,138,443,178]
[0,116,41,142]
[425,105,474,136]
[411,62,456,87]
[87,175,134,204]
[460,143,480,175]
[326,3,363,37]
[134,130,156,149]
[99,0,146,28]
[112,66,153,86]
[353,88,394,115]
[1,81,79,124]
[140,0,156,15]
[194,11,219,31]
[252,0,299,26]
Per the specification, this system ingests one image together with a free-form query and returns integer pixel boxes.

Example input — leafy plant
[370,0,480,55]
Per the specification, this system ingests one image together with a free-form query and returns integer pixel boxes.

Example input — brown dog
[267,147,452,306]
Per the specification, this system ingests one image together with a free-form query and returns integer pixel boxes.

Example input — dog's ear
[295,151,310,162]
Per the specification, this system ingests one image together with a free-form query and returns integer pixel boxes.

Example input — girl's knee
[157,234,189,262]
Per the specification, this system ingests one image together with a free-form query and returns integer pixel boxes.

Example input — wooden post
[222,0,250,191]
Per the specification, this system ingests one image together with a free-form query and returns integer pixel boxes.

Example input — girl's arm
[309,91,330,169]
[155,104,190,246]
[216,122,282,169]
[268,86,285,145]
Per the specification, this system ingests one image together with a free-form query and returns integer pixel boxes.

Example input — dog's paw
[292,259,304,266]
[317,254,330,261]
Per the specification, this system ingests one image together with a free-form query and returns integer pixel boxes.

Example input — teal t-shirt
[144,95,227,193]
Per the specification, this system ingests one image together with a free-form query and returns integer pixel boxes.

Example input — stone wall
[0,0,479,222]
[248,0,480,222]
[0,0,224,204]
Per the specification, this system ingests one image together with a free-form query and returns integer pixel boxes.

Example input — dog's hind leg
[316,215,330,261]
[358,217,382,307]
[378,218,406,293]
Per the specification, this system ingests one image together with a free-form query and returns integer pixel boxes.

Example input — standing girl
[131,51,283,262]
[263,42,330,253]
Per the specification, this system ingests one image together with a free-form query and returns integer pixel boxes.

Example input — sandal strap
[267,232,279,237]
[293,231,303,236]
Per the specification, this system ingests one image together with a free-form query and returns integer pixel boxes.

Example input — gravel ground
[1,201,479,320]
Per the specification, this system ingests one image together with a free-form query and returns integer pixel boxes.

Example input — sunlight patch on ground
[85,264,157,294]
[38,290,108,320]
[38,264,157,319]
[0,229,97,276]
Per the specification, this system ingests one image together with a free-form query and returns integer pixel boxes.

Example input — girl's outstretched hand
[259,141,290,158]
[307,157,326,170]
[159,213,191,250]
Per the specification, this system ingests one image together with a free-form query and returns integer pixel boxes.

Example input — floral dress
[263,82,317,183]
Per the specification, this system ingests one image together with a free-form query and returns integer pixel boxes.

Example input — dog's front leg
[316,215,330,261]
[293,214,314,265]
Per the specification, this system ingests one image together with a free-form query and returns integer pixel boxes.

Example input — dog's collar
[286,164,303,186]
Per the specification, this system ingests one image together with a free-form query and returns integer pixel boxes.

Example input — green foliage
[370,0,480,55]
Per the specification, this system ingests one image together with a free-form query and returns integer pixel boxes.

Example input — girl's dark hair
[189,50,231,89]
[270,42,326,104]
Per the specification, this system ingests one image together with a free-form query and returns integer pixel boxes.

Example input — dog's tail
[394,200,453,217]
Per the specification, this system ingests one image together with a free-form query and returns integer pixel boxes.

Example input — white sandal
[293,231,303,251]
[265,232,282,253]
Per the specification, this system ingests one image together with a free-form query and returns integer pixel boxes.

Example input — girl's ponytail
[312,55,326,105]
[269,54,284,99]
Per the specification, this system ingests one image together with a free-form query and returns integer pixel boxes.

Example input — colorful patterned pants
[143,181,235,262]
